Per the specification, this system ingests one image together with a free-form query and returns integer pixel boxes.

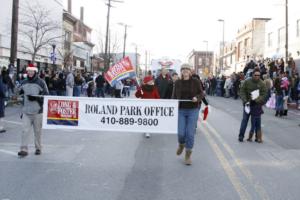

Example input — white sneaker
[144,133,151,138]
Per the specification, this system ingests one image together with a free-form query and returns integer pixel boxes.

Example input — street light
[118,22,131,58]
[218,19,225,74]
[50,44,56,71]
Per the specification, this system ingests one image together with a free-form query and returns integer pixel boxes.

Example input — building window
[65,31,71,42]
[297,19,300,37]
[238,41,242,60]
[278,27,285,46]
[268,32,273,47]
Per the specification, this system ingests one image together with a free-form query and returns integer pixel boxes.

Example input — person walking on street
[17,64,49,157]
[66,69,74,96]
[155,68,172,99]
[172,63,204,165]
[135,76,160,138]
[274,72,285,117]
[73,72,85,97]
[114,80,123,98]
[95,72,105,97]
[239,68,267,142]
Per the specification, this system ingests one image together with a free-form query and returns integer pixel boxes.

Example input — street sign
[50,52,57,62]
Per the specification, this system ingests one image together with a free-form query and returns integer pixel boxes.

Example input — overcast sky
[63,0,279,62]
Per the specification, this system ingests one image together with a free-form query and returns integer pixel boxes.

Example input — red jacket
[135,85,160,99]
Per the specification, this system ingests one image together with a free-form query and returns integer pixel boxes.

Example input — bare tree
[57,48,73,69]
[96,29,121,55]
[19,2,63,63]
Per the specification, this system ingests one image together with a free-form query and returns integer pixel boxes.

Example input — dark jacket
[172,78,204,109]
[155,74,172,99]
[95,75,105,88]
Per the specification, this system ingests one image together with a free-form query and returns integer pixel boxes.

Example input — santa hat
[143,76,153,84]
[26,63,38,72]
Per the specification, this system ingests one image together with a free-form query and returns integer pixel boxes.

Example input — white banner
[42,96,178,134]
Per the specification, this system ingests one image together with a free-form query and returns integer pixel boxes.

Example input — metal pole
[104,0,111,71]
[285,0,288,65]
[135,45,138,76]
[222,21,225,74]
[10,0,19,78]
[52,44,56,65]
[123,24,127,58]
[145,50,147,76]
[217,19,224,75]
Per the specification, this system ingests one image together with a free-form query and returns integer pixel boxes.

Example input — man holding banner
[18,64,49,157]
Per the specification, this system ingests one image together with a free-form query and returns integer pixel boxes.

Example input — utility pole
[285,0,288,65]
[10,0,19,78]
[134,45,138,76]
[118,23,130,58]
[104,0,123,71]
[218,19,225,75]
[145,50,148,76]
[123,24,127,58]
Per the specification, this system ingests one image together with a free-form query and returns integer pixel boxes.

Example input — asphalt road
[0,97,299,200]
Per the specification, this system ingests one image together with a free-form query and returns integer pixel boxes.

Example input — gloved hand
[27,95,37,101]
[243,102,250,106]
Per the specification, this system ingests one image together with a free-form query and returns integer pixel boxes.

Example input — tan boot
[176,144,185,155]
[185,150,192,165]
[247,132,254,142]
[255,130,263,143]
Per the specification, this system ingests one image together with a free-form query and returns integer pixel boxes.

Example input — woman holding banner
[172,63,204,165]
[135,75,160,138]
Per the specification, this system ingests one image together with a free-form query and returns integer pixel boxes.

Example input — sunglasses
[254,74,260,76]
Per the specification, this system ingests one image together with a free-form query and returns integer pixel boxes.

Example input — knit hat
[143,76,153,84]
[180,63,193,71]
[26,63,38,72]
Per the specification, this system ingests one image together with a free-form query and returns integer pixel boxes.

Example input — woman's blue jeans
[275,94,284,111]
[178,108,199,150]
[73,86,81,97]
[250,115,261,133]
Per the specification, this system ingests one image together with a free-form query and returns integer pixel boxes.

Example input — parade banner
[104,57,136,86]
[42,96,178,134]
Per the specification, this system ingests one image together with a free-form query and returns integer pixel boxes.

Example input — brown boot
[185,150,192,165]
[255,130,263,143]
[247,132,254,142]
[176,144,185,155]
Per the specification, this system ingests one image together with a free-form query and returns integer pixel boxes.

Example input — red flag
[203,106,209,121]
[104,57,135,86]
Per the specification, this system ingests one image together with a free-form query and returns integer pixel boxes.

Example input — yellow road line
[204,122,270,200]
[200,125,251,200]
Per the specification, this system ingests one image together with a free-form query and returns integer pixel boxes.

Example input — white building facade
[0,0,63,71]
[264,0,300,71]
